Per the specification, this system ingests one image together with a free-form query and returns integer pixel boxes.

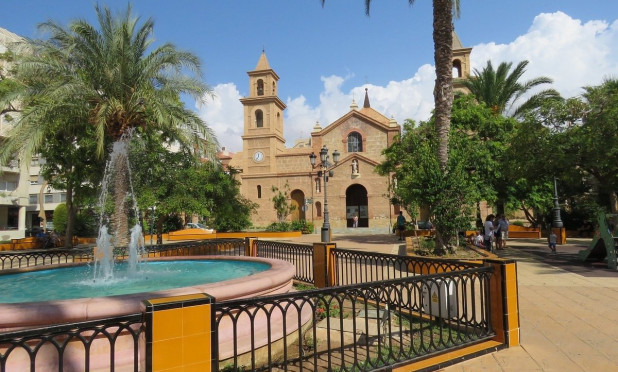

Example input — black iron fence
[0,314,143,372]
[0,239,246,270]
[0,239,502,371]
[0,248,93,270]
[256,240,314,283]
[332,248,483,286]
[137,239,245,258]
[215,267,494,371]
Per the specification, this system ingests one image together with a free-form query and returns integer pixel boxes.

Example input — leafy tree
[574,78,618,212]
[131,134,255,238]
[131,133,207,243]
[202,166,257,232]
[463,60,561,118]
[271,182,296,223]
[37,119,105,247]
[505,81,617,226]
[452,94,519,216]
[378,119,477,252]
[0,4,217,246]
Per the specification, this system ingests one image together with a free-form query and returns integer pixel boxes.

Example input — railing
[137,238,245,258]
[256,240,314,283]
[0,239,510,371]
[215,266,494,371]
[0,248,93,270]
[333,248,483,286]
[0,239,246,270]
[0,314,143,372]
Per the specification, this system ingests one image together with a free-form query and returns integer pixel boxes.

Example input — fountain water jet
[94,131,145,281]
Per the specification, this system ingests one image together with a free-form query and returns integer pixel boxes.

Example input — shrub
[290,220,314,234]
[266,222,291,232]
[53,203,68,234]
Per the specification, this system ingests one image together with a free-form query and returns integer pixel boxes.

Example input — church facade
[228,34,472,231]
[227,52,401,231]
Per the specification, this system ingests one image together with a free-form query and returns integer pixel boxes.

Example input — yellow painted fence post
[142,293,217,371]
[245,237,258,257]
[485,258,520,347]
[313,242,336,288]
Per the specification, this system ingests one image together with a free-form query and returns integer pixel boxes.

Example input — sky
[2,1,617,153]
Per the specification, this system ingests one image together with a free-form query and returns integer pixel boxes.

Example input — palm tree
[1,4,217,246]
[343,0,460,251]
[464,60,561,118]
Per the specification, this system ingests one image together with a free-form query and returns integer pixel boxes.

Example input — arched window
[452,59,462,78]
[316,201,322,217]
[257,79,264,96]
[347,132,363,152]
[257,185,262,198]
[315,178,321,193]
[255,110,263,127]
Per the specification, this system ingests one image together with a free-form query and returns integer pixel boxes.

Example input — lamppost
[552,176,563,228]
[309,145,340,243]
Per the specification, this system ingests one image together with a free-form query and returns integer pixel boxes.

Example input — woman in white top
[484,214,495,252]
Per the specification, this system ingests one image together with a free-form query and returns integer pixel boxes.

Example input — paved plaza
[286,232,618,372]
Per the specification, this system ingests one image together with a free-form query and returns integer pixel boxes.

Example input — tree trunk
[432,0,454,251]
[156,216,164,245]
[432,0,454,170]
[64,182,75,249]
[112,149,130,247]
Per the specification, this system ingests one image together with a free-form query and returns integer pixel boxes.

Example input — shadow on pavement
[501,241,618,278]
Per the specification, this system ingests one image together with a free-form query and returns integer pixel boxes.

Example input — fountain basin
[1,256,307,371]
[0,256,296,331]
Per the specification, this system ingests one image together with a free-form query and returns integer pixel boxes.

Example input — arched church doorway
[290,190,306,221]
[346,184,368,227]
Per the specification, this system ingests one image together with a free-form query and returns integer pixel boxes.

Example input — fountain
[0,255,298,371]
[0,134,306,370]
[94,134,144,281]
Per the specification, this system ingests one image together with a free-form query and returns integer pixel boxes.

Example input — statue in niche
[352,159,359,174]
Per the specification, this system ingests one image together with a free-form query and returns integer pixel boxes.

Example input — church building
[227,34,471,231]
[228,52,400,231]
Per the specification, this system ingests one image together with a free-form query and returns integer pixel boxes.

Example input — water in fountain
[94,131,145,281]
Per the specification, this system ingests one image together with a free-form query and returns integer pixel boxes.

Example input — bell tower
[240,51,287,174]
[452,31,472,94]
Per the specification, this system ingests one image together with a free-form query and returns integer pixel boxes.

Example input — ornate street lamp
[309,145,340,242]
[552,176,563,228]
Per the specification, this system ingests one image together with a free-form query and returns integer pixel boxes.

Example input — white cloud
[200,11,618,153]
[197,83,243,152]
[470,12,618,100]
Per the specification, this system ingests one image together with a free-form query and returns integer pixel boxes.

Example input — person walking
[397,211,406,241]
[484,214,495,252]
[353,215,359,228]
[548,229,557,253]
[498,214,509,249]
[494,215,502,250]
